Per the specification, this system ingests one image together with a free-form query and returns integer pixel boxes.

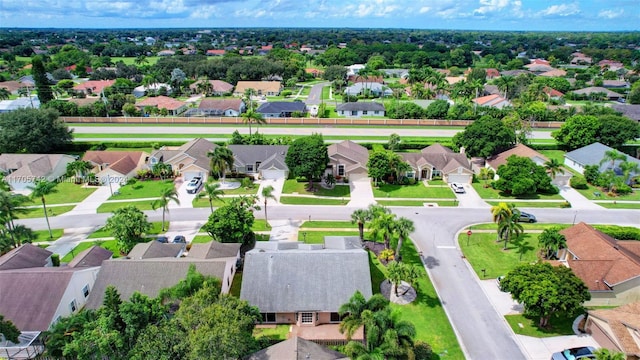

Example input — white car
[185,177,202,194]
[451,183,465,194]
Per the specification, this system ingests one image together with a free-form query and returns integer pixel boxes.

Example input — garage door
[447,174,471,184]
[261,170,286,179]
[183,171,205,182]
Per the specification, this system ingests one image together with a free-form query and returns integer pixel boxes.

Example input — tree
[453,116,515,158]
[0,88,11,100]
[285,134,329,190]
[196,182,224,214]
[29,179,58,238]
[0,108,73,153]
[544,158,563,180]
[538,228,566,259]
[151,187,180,231]
[202,197,256,244]
[479,167,494,188]
[387,261,405,296]
[241,109,266,138]
[495,75,515,99]
[595,115,639,149]
[620,160,640,184]
[494,155,557,196]
[500,262,590,328]
[395,216,415,262]
[498,210,524,250]
[0,190,29,248]
[599,149,628,171]
[387,133,401,151]
[491,202,515,242]
[261,185,276,224]
[594,348,626,360]
[32,55,54,104]
[105,206,152,254]
[66,160,93,183]
[351,208,371,242]
[367,150,392,186]
[552,115,600,151]
[0,314,20,343]
[208,146,234,184]
[368,211,397,250]
[338,291,389,340]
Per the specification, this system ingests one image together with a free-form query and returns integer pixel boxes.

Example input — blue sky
[0,0,638,31]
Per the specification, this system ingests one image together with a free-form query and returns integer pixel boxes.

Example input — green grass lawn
[252,219,271,231]
[191,235,212,243]
[538,150,566,164]
[471,183,565,200]
[87,221,164,239]
[486,201,569,208]
[377,200,458,207]
[597,202,640,209]
[505,313,578,338]
[61,240,122,263]
[111,56,160,66]
[97,200,155,213]
[300,221,357,229]
[373,183,455,199]
[575,183,640,201]
[253,324,290,341]
[426,179,446,185]
[23,182,97,205]
[282,180,351,197]
[18,205,75,219]
[109,179,174,200]
[34,229,64,241]
[298,231,361,243]
[468,223,569,231]
[192,197,227,208]
[229,272,243,297]
[279,196,348,205]
[459,232,541,279]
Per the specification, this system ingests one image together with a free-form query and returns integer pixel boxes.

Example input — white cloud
[540,3,580,17]
[598,9,624,19]
[419,7,431,14]
[474,0,510,15]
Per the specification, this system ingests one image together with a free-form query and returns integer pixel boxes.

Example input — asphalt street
[304,82,330,105]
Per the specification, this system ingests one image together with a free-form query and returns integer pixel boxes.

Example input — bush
[593,225,640,240]
[408,177,416,185]
[126,178,138,186]
[378,249,395,262]
[241,177,254,189]
[583,165,600,184]
[615,184,632,195]
[51,254,60,267]
[570,176,588,189]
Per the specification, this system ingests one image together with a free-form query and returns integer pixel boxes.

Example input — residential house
[602,80,630,89]
[612,104,640,122]
[0,244,52,271]
[486,143,548,172]
[157,50,175,56]
[0,154,75,191]
[133,83,172,98]
[327,140,369,180]
[149,138,217,182]
[85,258,234,309]
[127,241,186,260]
[571,53,592,65]
[344,82,392,97]
[72,79,115,96]
[82,150,148,185]
[205,49,226,56]
[346,64,365,76]
[305,68,324,78]
[485,68,500,79]
[572,87,624,101]
[256,102,307,118]
[500,70,533,77]
[0,97,40,113]
[135,96,188,116]
[557,222,640,306]
[586,302,640,359]
[543,87,564,100]
[234,81,282,97]
[524,63,554,73]
[347,75,384,84]
[336,102,385,118]
[0,80,30,95]
[191,98,245,117]
[473,94,512,109]
[244,337,347,360]
[240,237,371,343]
[564,142,640,177]
[187,242,241,291]
[599,60,625,71]
[400,143,473,184]
[66,246,113,268]
[539,69,567,77]
[189,79,233,96]
[228,145,289,180]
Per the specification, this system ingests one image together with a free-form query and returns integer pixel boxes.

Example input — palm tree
[491,202,515,242]
[538,228,567,259]
[394,217,415,262]
[544,158,563,180]
[495,75,515,99]
[401,265,420,295]
[479,167,493,188]
[351,208,371,242]
[599,149,627,171]
[196,182,224,214]
[338,291,389,340]
[66,160,93,184]
[261,185,276,223]
[207,147,234,184]
[29,179,59,239]
[498,210,524,250]
[152,187,180,231]
[368,212,397,250]
[0,88,11,100]
[0,190,29,247]
[387,261,405,296]
[619,160,640,184]
[134,55,149,67]
[241,109,266,138]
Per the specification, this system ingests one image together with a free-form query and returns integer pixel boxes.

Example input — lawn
[230,272,243,298]
[252,219,271,231]
[61,240,122,263]
[300,221,357,229]
[109,179,174,200]
[34,229,64,241]
[537,150,566,164]
[471,183,565,200]
[192,197,226,208]
[87,221,164,239]
[373,183,455,198]
[377,200,458,207]
[282,180,350,197]
[253,324,290,341]
[97,200,155,213]
[575,183,640,201]
[279,196,348,205]
[111,56,160,66]
[297,231,361,243]
[468,223,569,231]
[191,235,213,243]
[459,232,541,279]
[597,202,640,209]
[505,313,578,338]
[18,205,75,219]
[23,182,97,205]
[485,201,569,208]
[427,179,446,185]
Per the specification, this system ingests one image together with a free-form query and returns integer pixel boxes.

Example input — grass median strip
[97,200,154,213]
[377,199,458,207]
[18,206,75,219]
[279,196,348,205]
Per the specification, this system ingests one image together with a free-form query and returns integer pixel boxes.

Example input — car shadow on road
[424,255,439,269]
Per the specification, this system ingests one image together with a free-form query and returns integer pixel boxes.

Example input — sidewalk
[44,227,98,258]
[65,184,120,215]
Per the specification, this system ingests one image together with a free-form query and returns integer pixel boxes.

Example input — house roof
[400,143,471,173]
[228,145,289,170]
[565,142,640,172]
[206,49,226,56]
[336,102,386,112]
[572,87,623,98]
[136,96,186,111]
[0,244,52,271]
[256,102,307,114]
[67,97,100,107]
[473,94,512,108]
[85,258,228,309]
[543,87,564,98]
[198,98,244,112]
[240,238,372,313]
[190,79,233,93]
[152,138,217,173]
[67,245,112,268]
[72,80,115,94]
[524,64,555,72]
[344,82,391,96]
[0,267,85,331]
[612,104,640,121]
[588,302,640,355]
[235,81,281,94]
[244,337,347,360]
[0,154,75,180]
[187,241,241,259]
[602,80,629,88]
[127,241,185,260]
[486,144,548,170]
[539,69,567,77]
[82,151,147,176]
[561,223,640,291]
[500,70,533,77]
[0,80,29,93]
[328,140,369,170]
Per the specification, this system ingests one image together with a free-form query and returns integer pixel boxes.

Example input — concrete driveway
[169,178,197,209]
[455,183,490,208]
[347,176,375,207]
[558,185,603,210]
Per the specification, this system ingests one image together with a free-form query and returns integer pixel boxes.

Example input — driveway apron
[347,177,376,207]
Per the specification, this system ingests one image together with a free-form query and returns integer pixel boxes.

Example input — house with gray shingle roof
[67,246,112,268]
[228,145,289,179]
[192,98,245,117]
[564,142,640,177]
[572,87,624,101]
[400,143,473,184]
[327,140,369,180]
[612,104,640,122]
[244,336,347,360]
[189,79,233,96]
[344,82,392,97]
[127,241,185,260]
[336,102,385,118]
[0,244,52,271]
[0,154,75,191]
[149,138,217,182]
[256,102,307,118]
[240,237,371,336]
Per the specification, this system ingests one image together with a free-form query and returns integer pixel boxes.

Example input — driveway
[455,183,490,208]
[347,176,375,207]
[169,178,197,209]
[558,185,603,210]
[257,177,285,206]
[304,82,329,105]
[66,184,120,215]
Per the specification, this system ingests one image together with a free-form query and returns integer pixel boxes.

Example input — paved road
[304,82,330,105]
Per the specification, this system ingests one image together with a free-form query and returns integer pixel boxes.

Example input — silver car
[550,346,596,360]
[185,177,202,194]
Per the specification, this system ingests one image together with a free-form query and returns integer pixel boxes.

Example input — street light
[106,174,113,196]
[466,230,472,246]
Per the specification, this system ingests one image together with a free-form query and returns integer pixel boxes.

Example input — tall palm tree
[544,158,563,180]
[195,182,224,214]
[152,187,180,231]
[495,75,515,99]
[207,147,234,184]
[351,208,371,242]
[498,210,524,250]
[394,217,415,262]
[538,228,566,259]
[134,55,149,67]
[619,160,640,184]
[29,179,59,238]
[261,185,276,223]
[491,202,515,242]
[0,190,29,247]
[599,149,627,171]
[479,167,493,188]
[66,160,93,184]
[338,291,389,340]
[368,212,397,250]
[241,109,265,138]
[387,261,405,296]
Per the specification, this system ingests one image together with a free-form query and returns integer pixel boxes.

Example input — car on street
[173,235,186,243]
[451,183,465,194]
[550,346,596,360]
[185,177,202,194]
[155,236,169,243]
[518,211,537,223]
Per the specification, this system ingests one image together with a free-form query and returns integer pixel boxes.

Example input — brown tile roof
[561,223,640,291]
[190,80,233,93]
[0,80,29,93]
[0,244,52,270]
[235,81,281,94]
[136,96,186,111]
[206,49,226,56]
[67,97,100,107]
[401,143,471,173]
[72,80,115,94]
[539,69,567,77]
[589,302,640,355]
[67,246,113,268]
[543,87,564,98]
[198,98,243,112]
[188,241,240,259]
[82,151,146,176]
[486,144,548,170]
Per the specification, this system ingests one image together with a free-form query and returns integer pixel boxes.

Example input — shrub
[241,177,254,189]
[378,249,395,262]
[51,254,60,267]
[570,176,588,189]
[126,178,138,186]
[583,165,600,184]
[594,225,640,240]
[560,201,572,208]
[615,184,632,195]
[408,178,416,185]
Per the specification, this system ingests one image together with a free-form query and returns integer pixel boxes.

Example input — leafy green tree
[453,116,515,158]
[425,99,450,119]
[129,320,186,360]
[491,202,515,242]
[208,146,235,184]
[387,133,401,151]
[599,149,628,171]
[151,187,180,231]
[479,167,495,188]
[0,314,20,343]
[367,150,391,186]
[105,206,152,254]
[598,115,640,149]
[0,88,11,100]
[285,133,329,190]
[338,291,389,340]
[594,348,626,360]
[261,185,276,224]
[196,182,224,214]
[241,109,266,138]
[202,197,256,245]
[552,115,600,151]
[32,55,54,104]
[498,210,524,250]
[494,155,557,196]
[544,158,563,180]
[29,179,58,238]
[584,165,600,184]
[43,310,98,358]
[351,208,372,242]
[66,160,93,184]
[0,190,29,248]
[500,262,590,328]
[0,108,73,153]
[538,228,567,259]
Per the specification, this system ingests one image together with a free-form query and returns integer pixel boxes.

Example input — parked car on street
[186,177,203,194]
[518,212,537,223]
[155,236,169,243]
[550,346,596,360]
[173,235,186,243]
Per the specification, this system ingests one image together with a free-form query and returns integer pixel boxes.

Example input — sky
[0,0,638,31]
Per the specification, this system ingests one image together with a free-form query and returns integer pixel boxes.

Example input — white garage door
[447,174,471,184]
[261,170,286,180]
[183,171,205,182]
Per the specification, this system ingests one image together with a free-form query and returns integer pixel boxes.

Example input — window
[247,165,254,172]
[69,299,77,313]
[301,312,313,324]
[82,284,90,298]
[406,171,415,178]
[374,111,380,114]
[255,162,261,170]
[351,111,357,116]
[330,312,345,322]
[262,313,276,323]
[337,165,345,177]
[363,110,368,115]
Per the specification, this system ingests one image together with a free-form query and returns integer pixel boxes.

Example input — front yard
[282,179,351,197]
[24,182,98,205]
[373,183,455,199]
[471,183,565,200]
[108,179,174,200]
